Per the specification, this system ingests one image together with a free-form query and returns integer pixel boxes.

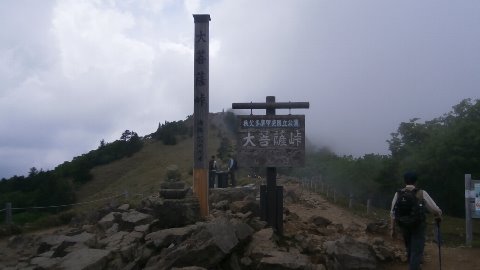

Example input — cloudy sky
[1,0,479,178]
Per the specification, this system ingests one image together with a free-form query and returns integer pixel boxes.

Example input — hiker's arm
[389,192,398,219]
[389,193,398,237]
[422,191,442,217]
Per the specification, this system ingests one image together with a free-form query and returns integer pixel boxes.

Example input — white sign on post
[475,183,480,212]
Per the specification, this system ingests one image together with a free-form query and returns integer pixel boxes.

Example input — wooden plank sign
[193,14,210,217]
[237,115,305,167]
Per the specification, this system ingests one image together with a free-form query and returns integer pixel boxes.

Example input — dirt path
[288,184,480,270]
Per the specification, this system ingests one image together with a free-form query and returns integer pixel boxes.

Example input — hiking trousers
[401,223,426,270]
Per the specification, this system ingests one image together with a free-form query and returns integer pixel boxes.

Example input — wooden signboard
[237,115,305,167]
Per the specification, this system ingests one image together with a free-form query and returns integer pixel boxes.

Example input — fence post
[465,174,472,246]
[367,199,371,214]
[333,189,337,203]
[349,194,353,209]
[326,187,329,198]
[5,202,12,225]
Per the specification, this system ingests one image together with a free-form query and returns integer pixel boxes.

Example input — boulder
[284,188,301,203]
[30,256,60,269]
[58,248,112,270]
[230,200,260,216]
[257,251,312,270]
[231,219,255,242]
[366,220,389,235]
[371,238,395,261]
[209,187,255,204]
[324,236,377,270]
[98,212,121,231]
[68,232,97,247]
[144,197,200,229]
[145,224,198,249]
[171,267,207,270]
[248,217,268,231]
[245,228,278,260]
[52,241,77,258]
[120,210,153,231]
[118,204,130,211]
[147,218,242,270]
[36,232,97,256]
[213,200,229,211]
[308,215,332,227]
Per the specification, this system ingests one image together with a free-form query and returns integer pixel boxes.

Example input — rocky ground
[0,181,478,269]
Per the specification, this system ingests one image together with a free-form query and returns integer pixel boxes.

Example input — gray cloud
[1,0,479,178]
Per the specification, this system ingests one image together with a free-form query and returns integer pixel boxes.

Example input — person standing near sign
[208,155,217,188]
[390,172,442,270]
[228,155,237,186]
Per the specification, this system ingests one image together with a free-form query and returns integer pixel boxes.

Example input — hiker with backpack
[390,172,442,270]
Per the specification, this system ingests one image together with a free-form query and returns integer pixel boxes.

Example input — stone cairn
[140,165,200,229]
[159,165,190,199]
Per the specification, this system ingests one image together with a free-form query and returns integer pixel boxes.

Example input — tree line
[0,130,144,216]
[1,119,192,218]
[290,98,480,217]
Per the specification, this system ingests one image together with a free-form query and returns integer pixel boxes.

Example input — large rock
[120,210,153,231]
[142,197,200,229]
[370,238,396,261]
[257,251,314,270]
[244,228,278,260]
[37,232,97,256]
[230,200,260,216]
[231,219,255,242]
[209,187,256,204]
[324,236,377,270]
[99,230,143,262]
[366,220,389,235]
[58,248,112,270]
[171,267,207,270]
[98,212,121,231]
[30,256,60,269]
[145,224,199,249]
[146,218,243,270]
[308,215,332,227]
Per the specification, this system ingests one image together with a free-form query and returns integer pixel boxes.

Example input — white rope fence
[300,177,376,214]
[2,191,147,225]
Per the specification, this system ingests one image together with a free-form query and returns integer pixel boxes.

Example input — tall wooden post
[193,14,210,217]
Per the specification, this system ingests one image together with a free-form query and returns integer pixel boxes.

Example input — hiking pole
[435,218,442,270]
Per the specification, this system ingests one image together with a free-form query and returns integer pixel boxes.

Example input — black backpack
[209,159,216,171]
[394,188,426,229]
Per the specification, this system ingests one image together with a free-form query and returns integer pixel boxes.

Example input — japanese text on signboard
[237,115,305,167]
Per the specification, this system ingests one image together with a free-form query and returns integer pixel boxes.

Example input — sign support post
[232,96,309,234]
[193,14,211,217]
[466,174,472,246]
[465,174,480,246]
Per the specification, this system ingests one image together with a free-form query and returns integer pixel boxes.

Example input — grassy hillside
[75,112,231,204]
